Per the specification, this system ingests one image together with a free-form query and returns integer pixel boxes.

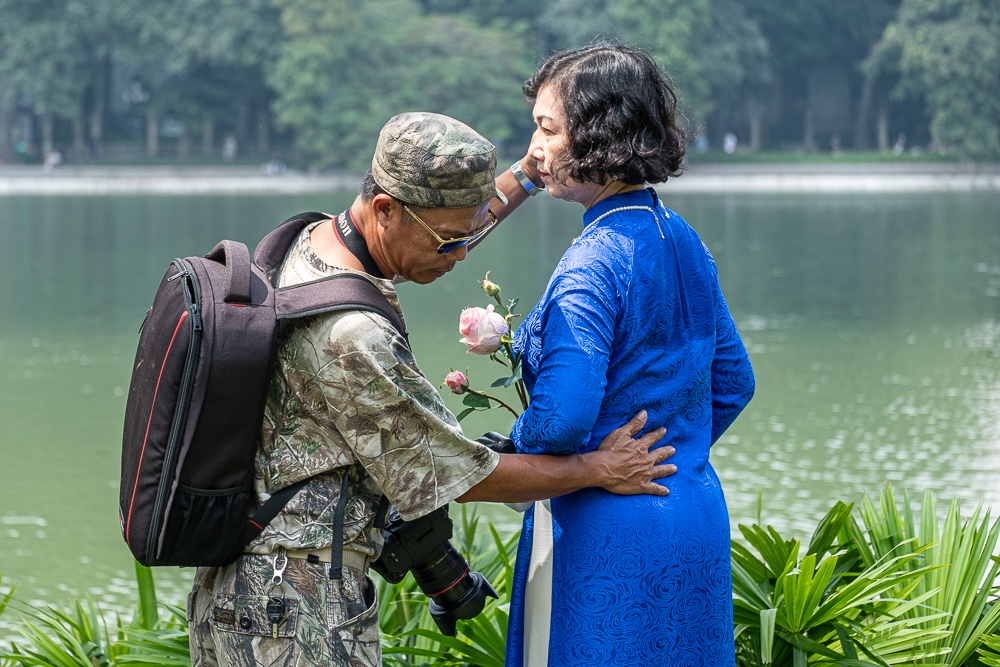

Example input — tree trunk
[146,110,158,157]
[256,107,269,156]
[89,108,103,157]
[853,73,874,150]
[803,107,816,152]
[748,100,763,151]
[803,70,817,152]
[178,127,191,160]
[73,109,85,156]
[236,101,248,145]
[0,99,14,163]
[41,111,54,156]
[877,105,889,152]
[202,116,214,156]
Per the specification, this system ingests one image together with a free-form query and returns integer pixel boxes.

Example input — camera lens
[412,541,498,636]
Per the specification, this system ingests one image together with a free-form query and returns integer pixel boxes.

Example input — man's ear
[372,194,396,229]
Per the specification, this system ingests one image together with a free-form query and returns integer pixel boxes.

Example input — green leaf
[491,377,508,387]
[456,408,475,422]
[134,563,159,630]
[462,393,490,409]
[807,500,854,558]
[760,607,776,663]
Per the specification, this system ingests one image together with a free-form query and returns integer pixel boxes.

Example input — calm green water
[0,191,998,621]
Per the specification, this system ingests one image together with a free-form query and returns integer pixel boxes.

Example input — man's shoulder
[286,307,410,372]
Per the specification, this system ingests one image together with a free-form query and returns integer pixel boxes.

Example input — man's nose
[448,245,469,262]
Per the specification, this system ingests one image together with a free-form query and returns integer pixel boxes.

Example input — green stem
[466,388,520,418]
[514,379,529,411]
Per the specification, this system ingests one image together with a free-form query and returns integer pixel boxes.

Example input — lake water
[0,190,998,621]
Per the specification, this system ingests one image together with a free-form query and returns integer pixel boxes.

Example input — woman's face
[528,84,591,204]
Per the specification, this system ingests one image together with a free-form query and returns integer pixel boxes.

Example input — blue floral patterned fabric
[505,188,755,667]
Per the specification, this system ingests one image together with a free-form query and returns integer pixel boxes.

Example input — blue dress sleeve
[708,258,755,443]
[511,255,620,455]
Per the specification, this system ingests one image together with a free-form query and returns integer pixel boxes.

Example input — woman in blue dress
[505,44,756,666]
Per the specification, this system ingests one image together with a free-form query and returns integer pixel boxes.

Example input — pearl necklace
[574,205,667,244]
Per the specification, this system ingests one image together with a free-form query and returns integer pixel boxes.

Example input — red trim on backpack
[125,310,189,549]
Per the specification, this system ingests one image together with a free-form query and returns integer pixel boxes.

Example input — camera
[370,432,515,636]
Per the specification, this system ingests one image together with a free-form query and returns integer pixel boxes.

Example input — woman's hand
[587,411,676,496]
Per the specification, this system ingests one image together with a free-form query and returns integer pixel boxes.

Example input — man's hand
[457,410,676,504]
[586,411,676,496]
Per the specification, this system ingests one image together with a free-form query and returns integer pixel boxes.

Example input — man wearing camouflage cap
[187,112,675,667]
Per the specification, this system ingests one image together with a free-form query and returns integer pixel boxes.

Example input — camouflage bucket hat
[372,112,507,208]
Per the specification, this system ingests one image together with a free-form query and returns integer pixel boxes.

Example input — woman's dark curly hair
[523,42,686,185]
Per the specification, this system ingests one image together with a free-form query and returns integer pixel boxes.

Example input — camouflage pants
[188,553,381,667]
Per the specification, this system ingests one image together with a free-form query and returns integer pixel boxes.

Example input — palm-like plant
[852,484,1000,666]
[732,499,951,666]
[0,564,190,667]
[979,634,1000,666]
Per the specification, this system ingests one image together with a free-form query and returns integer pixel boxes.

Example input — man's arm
[456,411,675,503]
[469,156,542,251]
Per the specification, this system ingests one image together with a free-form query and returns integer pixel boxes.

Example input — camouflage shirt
[246,221,499,559]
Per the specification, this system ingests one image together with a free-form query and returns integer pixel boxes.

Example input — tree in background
[540,0,770,147]
[269,0,536,170]
[1,0,998,162]
[743,0,875,151]
[128,0,282,158]
[870,0,1000,157]
[0,0,118,158]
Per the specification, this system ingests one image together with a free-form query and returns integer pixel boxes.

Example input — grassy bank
[1,485,999,667]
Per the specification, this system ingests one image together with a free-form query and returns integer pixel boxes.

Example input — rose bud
[482,276,501,298]
[444,370,469,394]
[459,304,509,355]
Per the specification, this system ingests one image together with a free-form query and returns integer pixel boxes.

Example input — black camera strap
[329,471,351,580]
[332,210,387,280]
[373,495,391,529]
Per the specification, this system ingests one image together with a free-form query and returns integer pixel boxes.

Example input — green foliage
[541,0,772,125]
[0,0,112,115]
[852,485,1000,665]
[869,0,1000,157]
[979,634,1000,667]
[3,491,1000,667]
[268,0,535,170]
[733,500,951,666]
[0,567,189,667]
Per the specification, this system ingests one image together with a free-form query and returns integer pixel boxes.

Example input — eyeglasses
[403,205,498,255]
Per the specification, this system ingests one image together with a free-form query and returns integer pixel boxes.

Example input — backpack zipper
[146,258,203,564]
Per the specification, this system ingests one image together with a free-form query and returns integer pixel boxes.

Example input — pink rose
[444,370,469,394]
[459,305,509,355]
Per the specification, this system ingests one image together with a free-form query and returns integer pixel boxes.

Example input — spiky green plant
[732,499,950,667]
[0,565,189,667]
[979,634,1000,667]
[852,484,1000,666]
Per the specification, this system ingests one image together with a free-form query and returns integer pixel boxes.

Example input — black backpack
[119,213,408,567]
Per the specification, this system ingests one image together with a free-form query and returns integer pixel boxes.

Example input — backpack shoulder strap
[254,212,331,276]
[275,273,409,346]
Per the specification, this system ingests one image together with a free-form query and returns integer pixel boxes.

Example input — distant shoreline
[1,163,998,195]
